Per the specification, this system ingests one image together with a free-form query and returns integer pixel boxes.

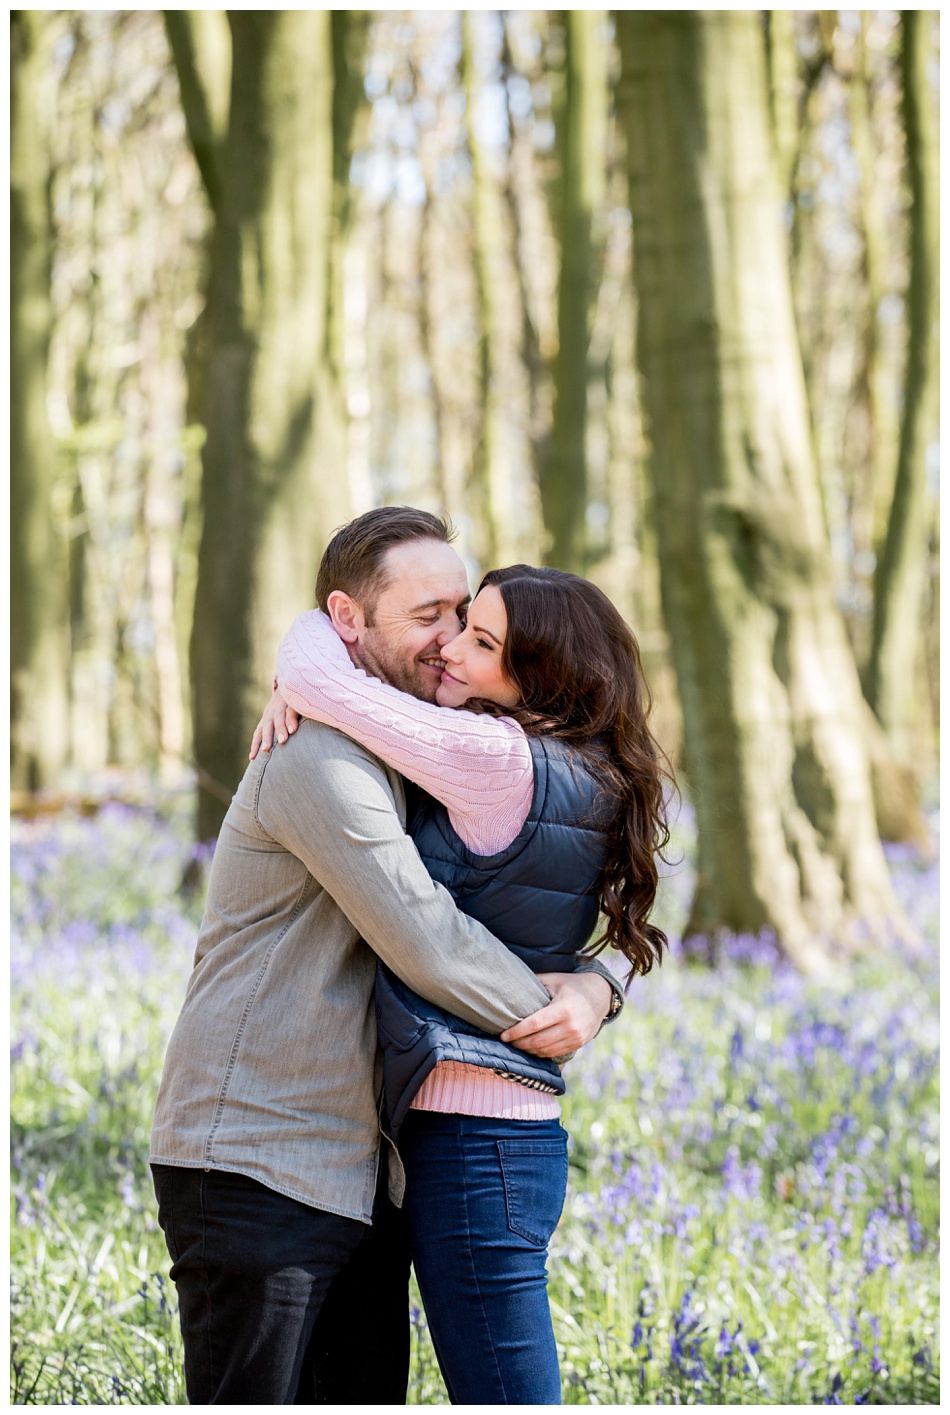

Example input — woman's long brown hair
[476,565,674,985]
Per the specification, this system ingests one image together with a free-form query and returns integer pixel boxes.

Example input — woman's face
[436,585,521,709]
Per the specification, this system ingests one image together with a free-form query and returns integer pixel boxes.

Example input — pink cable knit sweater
[277,610,561,1121]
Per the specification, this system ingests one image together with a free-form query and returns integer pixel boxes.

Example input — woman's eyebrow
[470,622,502,645]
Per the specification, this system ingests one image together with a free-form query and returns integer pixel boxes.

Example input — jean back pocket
[497,1136,569,1247]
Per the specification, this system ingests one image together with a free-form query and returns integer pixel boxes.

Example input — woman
[253,564,672,1404]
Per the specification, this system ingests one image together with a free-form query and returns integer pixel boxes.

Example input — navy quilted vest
[376,735,614,1134]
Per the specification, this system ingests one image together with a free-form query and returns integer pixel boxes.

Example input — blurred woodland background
[10,10,939,966]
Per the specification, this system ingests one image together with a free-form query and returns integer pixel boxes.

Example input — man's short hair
[315,506,456,620]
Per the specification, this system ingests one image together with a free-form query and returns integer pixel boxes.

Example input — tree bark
[501,15,552,531]
[163,9,230,789]
[163,10,230,214]
[848,15,900,563]
[461,11,503,570]
[189,11,349,837]
[328,11,370,383]
[11,11,70,791]
[615,11,899,967]
[543,10,607,573]
[866,12,939,765]
[764,10,800,200]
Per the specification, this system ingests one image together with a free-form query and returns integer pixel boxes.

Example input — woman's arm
[275,610,534,854]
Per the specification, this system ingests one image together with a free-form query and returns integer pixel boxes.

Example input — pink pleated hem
[411,1060,561,1120]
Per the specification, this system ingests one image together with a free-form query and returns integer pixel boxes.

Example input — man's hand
[500,971,613,1058]
[250,688,301,759]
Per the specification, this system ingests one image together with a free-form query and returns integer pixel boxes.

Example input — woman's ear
[326,590,365,643]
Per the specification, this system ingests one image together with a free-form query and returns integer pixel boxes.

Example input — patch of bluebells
[11,804,202,1000]
[554,813,939,1403]
[9,802,940,1405]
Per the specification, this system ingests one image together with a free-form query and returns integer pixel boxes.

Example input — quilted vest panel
[377,735,614,1134]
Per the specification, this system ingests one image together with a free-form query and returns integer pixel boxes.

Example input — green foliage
[10,807,939,1404]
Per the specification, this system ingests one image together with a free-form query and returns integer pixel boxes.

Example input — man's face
[353,539,470,702]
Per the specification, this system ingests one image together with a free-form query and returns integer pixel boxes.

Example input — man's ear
[326,590,365,643]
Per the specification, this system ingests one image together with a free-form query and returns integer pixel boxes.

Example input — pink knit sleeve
[276,611,534,855]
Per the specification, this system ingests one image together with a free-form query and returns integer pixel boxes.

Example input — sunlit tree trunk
[411,54,469,532]
[866,11,939,765]
[781,17,829,378]
[461,11,504,569]
[140,303,186,778]
[328,11,370,386]
[188,12,349,836]
[615,11,898,966]
[500,17,551,525]
[11,11,69,791]
[764,10,800,200]
[163,9,230,217]
[849,16,900,560]
[164,8,230,801]
[417,166,456,518]
[543,10,607,573]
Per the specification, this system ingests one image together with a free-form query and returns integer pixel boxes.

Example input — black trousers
[151,1160,412,1406]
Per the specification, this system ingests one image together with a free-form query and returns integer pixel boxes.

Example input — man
[150,507,620,1404]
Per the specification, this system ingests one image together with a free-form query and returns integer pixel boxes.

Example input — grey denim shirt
[150,720,555,1223]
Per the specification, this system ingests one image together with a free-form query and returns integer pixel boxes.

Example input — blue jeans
[399,1111,569,1405]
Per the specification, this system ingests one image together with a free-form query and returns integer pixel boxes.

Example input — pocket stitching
[497,1138,568,1247]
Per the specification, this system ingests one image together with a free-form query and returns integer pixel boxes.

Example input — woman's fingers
[250,715,274,759]
[249,690,288,758]
[273,700,300,744]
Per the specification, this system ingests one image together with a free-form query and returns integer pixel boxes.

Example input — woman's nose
[439,629,462,660]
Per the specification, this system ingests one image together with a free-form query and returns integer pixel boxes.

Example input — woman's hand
[249,688,300,759]
[500,971,613,1058]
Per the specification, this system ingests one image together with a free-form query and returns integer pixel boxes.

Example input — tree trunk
[163,9,230,793]
[189,12,349,837]
[543,10,607,573]
[849,16,900,566]
[461,11,504,570]
[615,11,899,967]
[163,10,231,216]
[865,12,939,765]
[328,11,370,384]
[764,10,800,200]
[11,11,70,791]
[140,302,186,779]
[501,15,552,536]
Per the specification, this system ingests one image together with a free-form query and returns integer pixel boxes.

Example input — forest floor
[9,798,940,1405]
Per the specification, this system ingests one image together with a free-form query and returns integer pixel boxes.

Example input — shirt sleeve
[276,610,535,855]
[257,722,551,1032]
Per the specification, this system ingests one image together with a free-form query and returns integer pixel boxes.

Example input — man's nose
[436,617,464,648]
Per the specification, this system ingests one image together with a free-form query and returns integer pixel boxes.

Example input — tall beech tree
[848,16,900,568]
[328,11,371,391]
[543,9,608,573]
[167,12,351,836]
[866,11,939,765]
[461,11,505,569]
[614,11,898,966]
[11,11,70,791]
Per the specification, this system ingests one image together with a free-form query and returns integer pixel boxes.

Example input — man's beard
[357,629,442,703]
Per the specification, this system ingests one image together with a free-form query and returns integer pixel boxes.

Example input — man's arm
[258,723,551,1033]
